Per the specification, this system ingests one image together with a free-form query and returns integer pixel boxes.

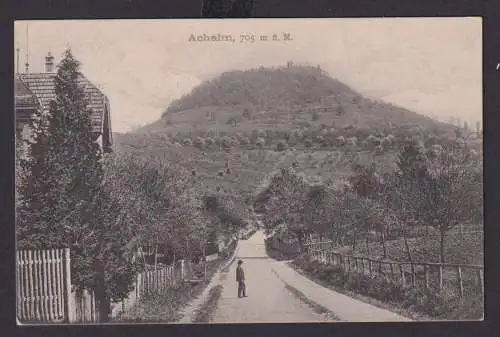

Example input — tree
[379,174,420,264]
[16,49,134,320]
[259,168,310,248]
[17,49,103,251]
[419,146,483,263]
[302,184,338,241]
[349,162,380,198]
[397,140,428,182]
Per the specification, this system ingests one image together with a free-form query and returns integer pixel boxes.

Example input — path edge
[176,241,240,323]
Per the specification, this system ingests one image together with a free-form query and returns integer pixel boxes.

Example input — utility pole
[24,24,30,73]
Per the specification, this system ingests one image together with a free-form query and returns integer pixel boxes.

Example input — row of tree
[255,138,483,264]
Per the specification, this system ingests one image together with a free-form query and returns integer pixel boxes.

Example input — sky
[14,18,482,133]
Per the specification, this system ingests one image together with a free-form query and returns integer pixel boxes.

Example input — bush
[276,141,286,152]
[222,136,232,149]
[205,137,214,146]
[194,137,205,149]
[336,136,345,147]
[182,138,193,146]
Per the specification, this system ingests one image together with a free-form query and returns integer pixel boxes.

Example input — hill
[114,64,463,218]
[138,64,453,136]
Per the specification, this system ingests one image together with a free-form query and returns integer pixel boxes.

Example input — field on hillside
[114,130,402,206]
[114,134,287,203]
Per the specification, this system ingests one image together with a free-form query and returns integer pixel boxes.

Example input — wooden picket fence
[16,248,71,323]
[305,241,484,298]
[17,248,189,324]
[110,261,188,318]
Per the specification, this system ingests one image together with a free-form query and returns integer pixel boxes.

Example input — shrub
[182,138,193,146]
[276,141,286,152]
[194,137,205,149]
[205,137,214,146]
[222,136,232,149]
[346,136,357,147]
[336,136,345,147]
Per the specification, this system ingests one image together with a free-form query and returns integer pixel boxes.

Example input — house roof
[15,77,38,109]
[16,72,108,134]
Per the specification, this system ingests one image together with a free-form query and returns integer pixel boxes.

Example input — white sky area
[14,18,482,133]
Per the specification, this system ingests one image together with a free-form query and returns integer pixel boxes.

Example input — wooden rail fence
[305,241,484,298]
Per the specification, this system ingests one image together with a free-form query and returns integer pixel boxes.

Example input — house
[15,52,113,156]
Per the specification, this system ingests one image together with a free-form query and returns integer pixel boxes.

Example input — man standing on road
[236,259,247,298]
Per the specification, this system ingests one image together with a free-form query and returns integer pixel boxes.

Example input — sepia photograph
[14,18,483,324]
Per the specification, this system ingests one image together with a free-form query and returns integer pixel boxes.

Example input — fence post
[16,251,22,321]
[64,248,75,323]
[457,266,464,298]
[180,260,185,281]
[400,264,405,287]
[42,250,49,322]
[411,265,416,288]
[424,265,429,289]
[478,269,484,295]
[439,265,443,291]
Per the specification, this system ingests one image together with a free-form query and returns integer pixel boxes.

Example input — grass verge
[290,254,483,321]
[274,271,339,321]
[192,284,224,323]
[265,241,300,261]
[114,241,238,323]
[113,281,209,323]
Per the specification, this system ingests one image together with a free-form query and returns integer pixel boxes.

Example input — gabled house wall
[15,71,113,159]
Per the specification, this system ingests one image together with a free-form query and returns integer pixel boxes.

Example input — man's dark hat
[238,260,243,264]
